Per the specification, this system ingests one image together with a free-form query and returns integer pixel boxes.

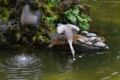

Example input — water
[0,1,120,80]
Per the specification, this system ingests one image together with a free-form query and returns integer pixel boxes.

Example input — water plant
[64,5,92,31]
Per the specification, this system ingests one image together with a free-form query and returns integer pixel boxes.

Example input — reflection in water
[101,72,119,80]
[0,49,42,80]
[0,48,119,80]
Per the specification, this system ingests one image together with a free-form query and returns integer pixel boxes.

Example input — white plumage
[57,23,80,60]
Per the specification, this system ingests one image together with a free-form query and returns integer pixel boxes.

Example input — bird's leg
[68,39,76,60]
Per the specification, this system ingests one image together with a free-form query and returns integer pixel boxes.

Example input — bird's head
[57,23,65,34]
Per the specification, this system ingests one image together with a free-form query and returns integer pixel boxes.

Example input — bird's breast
[65,28,73,39]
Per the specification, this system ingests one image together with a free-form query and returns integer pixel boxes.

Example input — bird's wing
[68,24,80,31]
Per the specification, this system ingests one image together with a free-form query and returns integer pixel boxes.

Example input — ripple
[111,72,119,76]
[101,76,111,80]
[0,53,43,80]
[6,53,40,68]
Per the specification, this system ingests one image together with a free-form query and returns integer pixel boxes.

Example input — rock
[72,0,81,5]
[78,5,91,15]
[81,31,97,37]
[0,23,11,35]
[77,38,85,43]
[89,37,97,41]
[89,36,104,43]
[86,33,97,37]
[29,0,40,9]
[60,0,72,11]
[50,32,65,42]
[81,31,88,35]
[99,36,105,42]
[16,0,26,7]
[94,42,106,47]
[86,41,93,46]
[21,4,41,30]
[49,33,109,51]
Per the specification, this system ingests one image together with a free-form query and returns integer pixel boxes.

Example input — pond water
[0,1,120,80]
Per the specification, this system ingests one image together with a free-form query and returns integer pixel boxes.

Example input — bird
[57,23,80,60]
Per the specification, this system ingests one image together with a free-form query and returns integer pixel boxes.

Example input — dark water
[0,1,120,80]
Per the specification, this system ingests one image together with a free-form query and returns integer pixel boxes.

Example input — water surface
[0,1,120,80]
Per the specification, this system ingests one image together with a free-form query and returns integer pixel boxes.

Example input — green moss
[44,2,58,17]
[38,36,46,42]
[46,16,56,27]
[37,31,42,37]
[37,29,50,42]
[0,7,9,21]
[16,31,21,41]
[32,35,37,42]
[0,0,9,20]
[42,1,59,33]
